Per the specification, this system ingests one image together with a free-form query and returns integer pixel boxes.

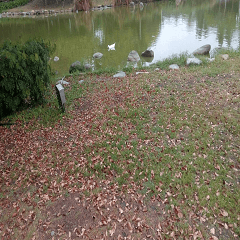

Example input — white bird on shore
[108,43,115,51]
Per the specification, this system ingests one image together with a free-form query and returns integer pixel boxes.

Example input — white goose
[108,43,116,51]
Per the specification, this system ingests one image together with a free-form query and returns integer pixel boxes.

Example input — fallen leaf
[215,165,220,170]
[127,222,133,233]
[81,228,85,236]
[178,212,183,218]
[109,222,116,236]
[220,209,228,217]
[210,228,215,235]
[210,236,218,240]
[175,172,182,178]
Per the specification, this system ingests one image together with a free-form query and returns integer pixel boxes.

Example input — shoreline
[0,4,115,18]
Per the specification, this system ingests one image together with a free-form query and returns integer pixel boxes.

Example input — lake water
[1,0,240,75]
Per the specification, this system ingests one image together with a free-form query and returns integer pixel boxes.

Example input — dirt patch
[36,191,166,239]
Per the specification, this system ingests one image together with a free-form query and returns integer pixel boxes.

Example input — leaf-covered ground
[0,56,240,239]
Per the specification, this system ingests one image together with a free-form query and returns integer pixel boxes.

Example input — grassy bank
[0,50,239,239]
[0,0,29,13]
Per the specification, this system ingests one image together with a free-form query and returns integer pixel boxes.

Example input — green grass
[153,52,190,70]
[1,47,240,238]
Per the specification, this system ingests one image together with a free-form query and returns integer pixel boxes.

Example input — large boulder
[128,50,140,62]
[141,49,154,58]
[93,52,103,59]
[193,44,211,55]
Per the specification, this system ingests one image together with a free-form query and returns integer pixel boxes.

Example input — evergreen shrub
[0,39,54,119]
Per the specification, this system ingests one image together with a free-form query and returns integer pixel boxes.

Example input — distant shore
[1,0,153,17]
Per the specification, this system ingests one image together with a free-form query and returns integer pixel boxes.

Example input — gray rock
[221,54,229,60]
[69,61,84,73]
[141,49,154,58]
[128,50,140,62]
[193,44,211,55]
[186,58,202,66]
[113,71,126,78]
[79,80,84,84]
[84,63,92,69]
[51,231,55,236]
[54,56,59,62]
[169,64,179,70]
[93,52,103,59]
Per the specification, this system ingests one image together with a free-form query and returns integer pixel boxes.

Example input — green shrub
[0,39,55,119]
[0,0,29,13]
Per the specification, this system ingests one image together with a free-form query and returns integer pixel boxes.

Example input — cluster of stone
[0,8,73,18]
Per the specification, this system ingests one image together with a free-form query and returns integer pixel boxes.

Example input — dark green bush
[0,39,54,119]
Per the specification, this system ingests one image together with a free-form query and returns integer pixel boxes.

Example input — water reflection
[94,29,104,44]
[0,0,240,75]
[150,0,240,64]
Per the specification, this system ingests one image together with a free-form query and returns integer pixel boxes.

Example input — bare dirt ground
[8,0,113,12]
[36,191,165,239]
